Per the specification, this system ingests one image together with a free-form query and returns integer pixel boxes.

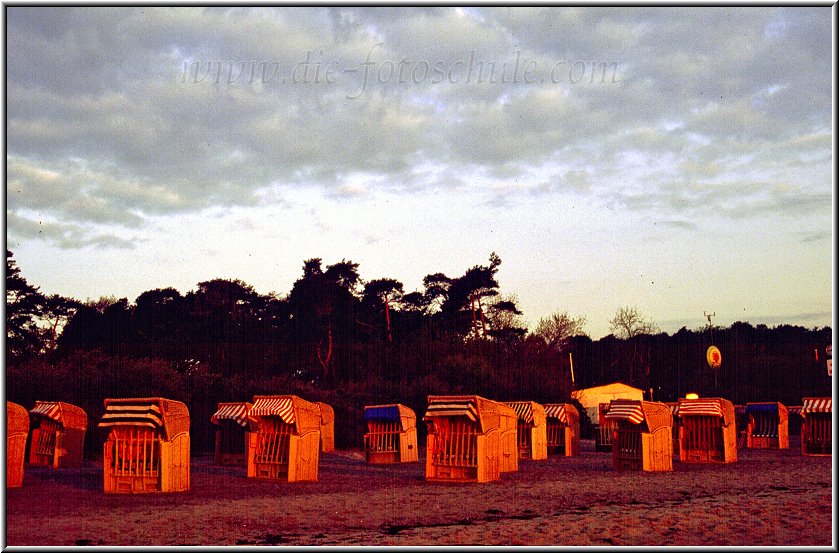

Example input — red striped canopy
[544,404,567,424]
[505,402,534,424]
[801,397,831,414]
[677,399,723,418]
[604,402,644,424]
[211,402,251,427]
[423,398,478,422]
[250,397,296,424]
[787,406,803,416]
[30,401,61,423]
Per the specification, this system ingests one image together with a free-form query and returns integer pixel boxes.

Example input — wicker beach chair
[676,397,737,463]
[504,401,548,460]
[247,395,321,482]
[99,397,191,493]
[544,403,581,457]
[800,397,831,456]
[605,399,673,472]
[363,404,419,463]
[29,401,87,468]
[210,401,253,466]
[745,402,789,449]
[423,395,518,483]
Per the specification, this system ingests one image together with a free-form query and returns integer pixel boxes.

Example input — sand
[5,438,832,547]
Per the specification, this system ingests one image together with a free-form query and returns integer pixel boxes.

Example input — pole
[569,352,575,389]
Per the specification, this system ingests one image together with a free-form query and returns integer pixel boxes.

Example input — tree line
[5,250,832,454]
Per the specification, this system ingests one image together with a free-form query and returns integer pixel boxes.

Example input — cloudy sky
[4,7,834,339]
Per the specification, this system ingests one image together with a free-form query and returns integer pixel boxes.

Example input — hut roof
[570,383,644,409]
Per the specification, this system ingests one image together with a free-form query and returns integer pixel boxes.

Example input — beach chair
[423,395,518,483]
[247,395,321,482]
[595,402,616,452]
[7,402,29,488]
[800,397,831,456]
[316,402,335,453]
[210,401,253,466]
[99,397,191,493]
[745,402,789,449]
[363,404,419,464]
[544,403,580,457]
[29,401,88,468]
[504,401,548,460]
[606,399,673,472]
[677,397,737,463]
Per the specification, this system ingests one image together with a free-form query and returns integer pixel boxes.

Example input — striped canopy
[30,401,61,423]
[99,401,163,430]
[506,402,535,424]
[677,399,723,418]
[666,403,679,416]
[250,397,296,424]
[211,402,251,427]
[604,402,645,424]
[787,406,802,416]
[802,398,831,414]
[423,398,478,422]
[544,404,567,423]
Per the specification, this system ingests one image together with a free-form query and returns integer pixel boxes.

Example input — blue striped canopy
[364,405,401,422]
[746,404,779,414]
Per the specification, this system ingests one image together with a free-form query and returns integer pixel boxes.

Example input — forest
[5,249,832,454]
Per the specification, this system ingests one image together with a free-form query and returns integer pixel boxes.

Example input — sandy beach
[5,437,832,547]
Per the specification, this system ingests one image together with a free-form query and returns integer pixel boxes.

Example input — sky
[3,6,835,339]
